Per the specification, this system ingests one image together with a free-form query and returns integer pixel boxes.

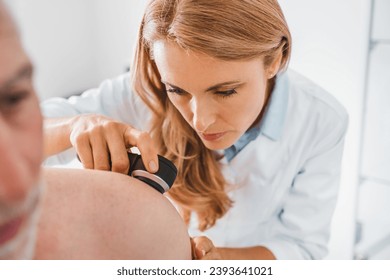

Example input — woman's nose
[190,97,216,132]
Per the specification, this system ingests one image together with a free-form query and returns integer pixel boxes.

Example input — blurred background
[5,0,390,259]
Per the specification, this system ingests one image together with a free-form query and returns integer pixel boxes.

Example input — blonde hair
[131,0,291,231]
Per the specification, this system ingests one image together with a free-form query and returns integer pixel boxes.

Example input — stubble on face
[0,180,44,259]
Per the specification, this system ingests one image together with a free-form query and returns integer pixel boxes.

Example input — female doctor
[42,0,348,259]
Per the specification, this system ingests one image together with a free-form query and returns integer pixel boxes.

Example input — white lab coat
[41,70,348,259]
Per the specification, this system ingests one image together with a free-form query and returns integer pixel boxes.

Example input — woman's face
[153,41,272,150]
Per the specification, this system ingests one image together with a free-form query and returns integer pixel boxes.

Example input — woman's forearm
[44,117,74,158]
[218,246,276,260]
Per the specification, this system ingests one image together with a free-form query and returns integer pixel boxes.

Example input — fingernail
[201,250,206,256]
[149,160,158,172]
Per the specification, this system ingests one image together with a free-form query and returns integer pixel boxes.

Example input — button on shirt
[41,70,348,259]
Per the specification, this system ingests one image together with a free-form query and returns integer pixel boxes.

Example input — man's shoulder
[35,168,191,259]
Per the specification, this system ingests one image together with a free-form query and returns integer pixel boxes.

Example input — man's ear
[267,50,283,79]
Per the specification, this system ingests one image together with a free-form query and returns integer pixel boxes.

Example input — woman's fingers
[193,236,213,253]
[190,238,198,260]
[124,127,159,173]
[70,114,158,174]
[192,236,219,260]
[191,236,222,260]
[72,131,94,170]
[105,123,130,174]
[90,126,111,171]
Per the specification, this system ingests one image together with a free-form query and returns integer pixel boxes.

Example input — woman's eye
[166,88,185,95]
[215,89,237,98]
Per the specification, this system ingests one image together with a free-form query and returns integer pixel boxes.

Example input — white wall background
[6,0,148,98]
[6,0,380,259]
[278,0,371,259]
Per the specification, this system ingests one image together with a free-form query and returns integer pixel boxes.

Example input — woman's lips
[199,132,227,141]
[0,216,24,246]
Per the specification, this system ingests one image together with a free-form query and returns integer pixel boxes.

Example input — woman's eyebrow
[162,80,243,93]
[205,81,243,92]
[0,63,33,95]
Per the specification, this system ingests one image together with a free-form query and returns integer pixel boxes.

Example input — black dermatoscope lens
[127,153,177,194]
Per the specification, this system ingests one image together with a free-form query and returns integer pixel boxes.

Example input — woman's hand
[69,113,158,174]
[191,236,222,260]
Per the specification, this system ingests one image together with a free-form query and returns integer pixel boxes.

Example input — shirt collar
[258,71,289,140]
[223,71,289,162]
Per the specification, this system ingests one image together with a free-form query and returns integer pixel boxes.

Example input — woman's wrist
[44,117,74,157]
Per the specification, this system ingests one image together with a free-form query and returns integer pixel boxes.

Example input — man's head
[0,0,43,259]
